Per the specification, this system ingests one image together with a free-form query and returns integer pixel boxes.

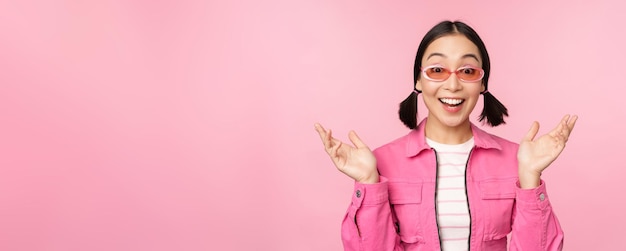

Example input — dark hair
[399,20,508,129]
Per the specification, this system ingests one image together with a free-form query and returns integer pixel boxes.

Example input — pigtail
[479,91,508,126]
[399,90,419,129]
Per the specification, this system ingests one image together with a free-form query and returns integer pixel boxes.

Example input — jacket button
[356,190,362,198]
[539,193,545,201]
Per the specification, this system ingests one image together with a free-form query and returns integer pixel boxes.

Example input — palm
[517,115,578,174]
[315,123,378,183]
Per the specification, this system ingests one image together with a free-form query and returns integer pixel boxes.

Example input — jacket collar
[405,119,502,157]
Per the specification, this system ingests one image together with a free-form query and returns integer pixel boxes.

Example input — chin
[443,119,469,128]
[435,114,471,128]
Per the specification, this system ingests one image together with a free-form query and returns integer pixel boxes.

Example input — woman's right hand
[314,123,379,184]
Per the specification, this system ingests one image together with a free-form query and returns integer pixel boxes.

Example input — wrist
[518,169,541,189]
[358,173,379,184]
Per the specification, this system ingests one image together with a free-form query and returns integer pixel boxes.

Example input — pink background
[1,1,624,250]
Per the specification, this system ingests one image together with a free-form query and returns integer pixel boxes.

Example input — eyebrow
[426,53,480,63]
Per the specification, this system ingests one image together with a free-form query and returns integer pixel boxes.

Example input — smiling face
[415,34,485,138]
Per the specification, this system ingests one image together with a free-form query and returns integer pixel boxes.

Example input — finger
[314,123,325,134]
[560,115,578,142]
[523,121,540,142]
[555,120,564,135]
[559,114,570,126]
[548,115,569,136]
[330,140,342,158]
[548,115,565,135]
[314,123,328,144]
[320,128,334,153]
[567,115,578,131]
[553,137,566,153]
[555,131,567,144]
[348,130,369,149]
[330,137,343,148]
[326,129,334,150]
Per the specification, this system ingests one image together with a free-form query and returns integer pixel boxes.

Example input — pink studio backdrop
[1,1,624,250]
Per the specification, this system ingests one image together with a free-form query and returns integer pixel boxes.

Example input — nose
[443,72,462,91]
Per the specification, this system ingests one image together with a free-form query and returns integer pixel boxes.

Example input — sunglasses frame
[421,65,485,83]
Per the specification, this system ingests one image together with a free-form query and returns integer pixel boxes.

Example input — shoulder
[471,124,519,153]
[490,133,518,150]
[372,131,412,157]
[374,134,409,154]
[471,130,520,176]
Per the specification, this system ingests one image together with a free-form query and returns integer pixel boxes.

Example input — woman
[314,20,576,251]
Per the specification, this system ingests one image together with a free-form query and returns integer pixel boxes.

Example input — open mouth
[439,98,465,107]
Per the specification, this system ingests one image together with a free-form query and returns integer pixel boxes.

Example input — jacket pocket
[478,178,516,241]
[388,182,424,244]
[480,178,516,200]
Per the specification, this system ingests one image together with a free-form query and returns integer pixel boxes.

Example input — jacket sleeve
[510,180,564,251]
[341,176,403,251]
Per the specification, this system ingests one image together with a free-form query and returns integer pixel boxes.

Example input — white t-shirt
[426,137,474,251]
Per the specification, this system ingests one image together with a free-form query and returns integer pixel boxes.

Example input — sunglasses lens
[457,67,483,82]
[424,67,450,81]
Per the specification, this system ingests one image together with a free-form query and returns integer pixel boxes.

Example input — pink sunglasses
[421,65,485,82]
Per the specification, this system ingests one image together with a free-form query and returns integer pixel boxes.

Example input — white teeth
[439,98,464,105]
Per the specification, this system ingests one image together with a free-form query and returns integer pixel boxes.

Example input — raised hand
[314,123,379,184]
[517,115,578,188]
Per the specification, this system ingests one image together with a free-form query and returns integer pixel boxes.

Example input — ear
[481,82,486,93]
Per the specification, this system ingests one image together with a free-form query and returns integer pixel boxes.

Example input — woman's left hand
[517,115,578,188]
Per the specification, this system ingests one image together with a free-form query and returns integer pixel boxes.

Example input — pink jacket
[342,120,564,250]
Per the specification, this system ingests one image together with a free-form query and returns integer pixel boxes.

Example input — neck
[424,118,473,144]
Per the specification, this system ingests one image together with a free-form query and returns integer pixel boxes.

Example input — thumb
[348,130,369,149]
[523,121,540,142]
